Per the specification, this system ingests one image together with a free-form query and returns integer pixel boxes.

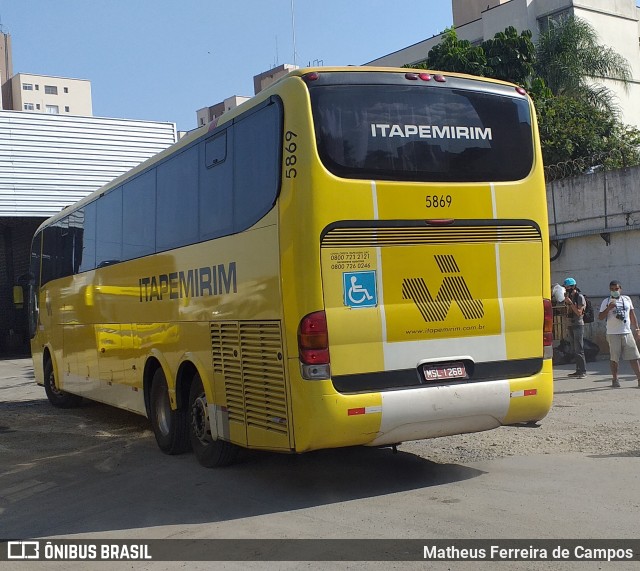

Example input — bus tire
[189,373,238,468]
[149,367,189,455]
[43,358,82,408]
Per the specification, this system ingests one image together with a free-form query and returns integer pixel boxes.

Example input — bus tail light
[298,311,331,380]
[543,298,553,359]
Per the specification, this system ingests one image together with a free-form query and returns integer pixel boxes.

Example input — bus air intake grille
[211,321,289,437]
[321,223,541,247]
[240,322,288,435]
[211,322,244,423]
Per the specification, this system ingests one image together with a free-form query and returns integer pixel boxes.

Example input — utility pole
[291,0,297,66]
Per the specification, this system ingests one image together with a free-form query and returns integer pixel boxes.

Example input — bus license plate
[422,362,467,382]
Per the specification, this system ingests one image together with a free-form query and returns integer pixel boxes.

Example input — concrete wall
[548,165,640,352]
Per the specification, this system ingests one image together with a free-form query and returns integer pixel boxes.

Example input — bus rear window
[309,85,534,182]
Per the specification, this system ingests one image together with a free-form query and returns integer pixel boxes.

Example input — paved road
[0,357,639,570]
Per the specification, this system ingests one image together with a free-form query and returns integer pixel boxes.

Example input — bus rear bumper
[365,369,552,446]
[365,379,509,446]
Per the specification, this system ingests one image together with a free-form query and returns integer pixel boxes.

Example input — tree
[536,95,616,166]
[536,95,640,170]
[419,28,487,76]
[535,15,631,116]
[481,26,535,86]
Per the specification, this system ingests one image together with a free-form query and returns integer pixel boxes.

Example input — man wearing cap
[563,277,587,378]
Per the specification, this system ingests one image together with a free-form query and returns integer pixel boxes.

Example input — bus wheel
[43,359,82,408]
[189,373,238,468]
[149,368,189,455]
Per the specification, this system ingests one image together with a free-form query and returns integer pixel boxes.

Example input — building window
[64,87,69,93]
[46,105,59,114]
[44,85,58,95]
[538,8,572,34]
[35,84,39,90]
[65,106,70,112]
[36,104,41,110]
[22,83,33,91]
[24,103,34,110]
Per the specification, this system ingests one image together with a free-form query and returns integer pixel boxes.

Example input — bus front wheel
[43,359,82,408]
[189,373,238,468]
[149,368,189,455]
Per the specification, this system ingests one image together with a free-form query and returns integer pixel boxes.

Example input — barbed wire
[544,148,640,183]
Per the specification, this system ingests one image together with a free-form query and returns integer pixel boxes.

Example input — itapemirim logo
[402,255,484,322]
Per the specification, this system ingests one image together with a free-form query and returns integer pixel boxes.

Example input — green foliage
[527,77,553,105]
[420,28,487,76]
[481,27,535,85]
[535,15,631,116]
[536,96,640,170]
[536,96,615,165]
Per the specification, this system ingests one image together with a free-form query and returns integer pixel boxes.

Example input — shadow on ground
[0,398,484,538]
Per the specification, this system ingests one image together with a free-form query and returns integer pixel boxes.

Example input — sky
[0,1,453,132]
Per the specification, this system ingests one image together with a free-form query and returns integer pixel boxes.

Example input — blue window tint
[78,202,97,272]
[96,187,123,267]
[157,145,199,251]
[200,130,233,240]
[233,102,282,232]
[123,170,156,260]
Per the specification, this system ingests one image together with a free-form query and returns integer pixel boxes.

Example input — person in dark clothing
[563,277,587,378]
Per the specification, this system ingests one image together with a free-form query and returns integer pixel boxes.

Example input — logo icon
[403,254,483,322]
[8,541,40,560]
[343,271,377,308]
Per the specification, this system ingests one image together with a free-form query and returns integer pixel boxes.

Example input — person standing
[598,280,640,388]
[563,277,587,378]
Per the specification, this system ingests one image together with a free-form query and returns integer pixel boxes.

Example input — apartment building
[196,95,249,127]
[195,63,299,128]
[12,72,92,116]
[367,0,640,129]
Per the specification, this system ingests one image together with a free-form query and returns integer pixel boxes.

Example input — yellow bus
[28,66,553,467]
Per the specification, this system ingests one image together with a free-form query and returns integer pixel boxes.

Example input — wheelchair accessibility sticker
[343,271,377,308]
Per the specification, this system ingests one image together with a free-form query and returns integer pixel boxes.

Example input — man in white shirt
[598,280,640,388]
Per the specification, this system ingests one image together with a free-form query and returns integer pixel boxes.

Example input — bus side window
[78,202,97,273]
[28,232,42,338]
[123,169,156,260]
[205,132,226,168]
[42,218,73,284]
[96,186,123,267]
[156,146,199,252]
[232,101,282,232]
[200,130,233,241]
